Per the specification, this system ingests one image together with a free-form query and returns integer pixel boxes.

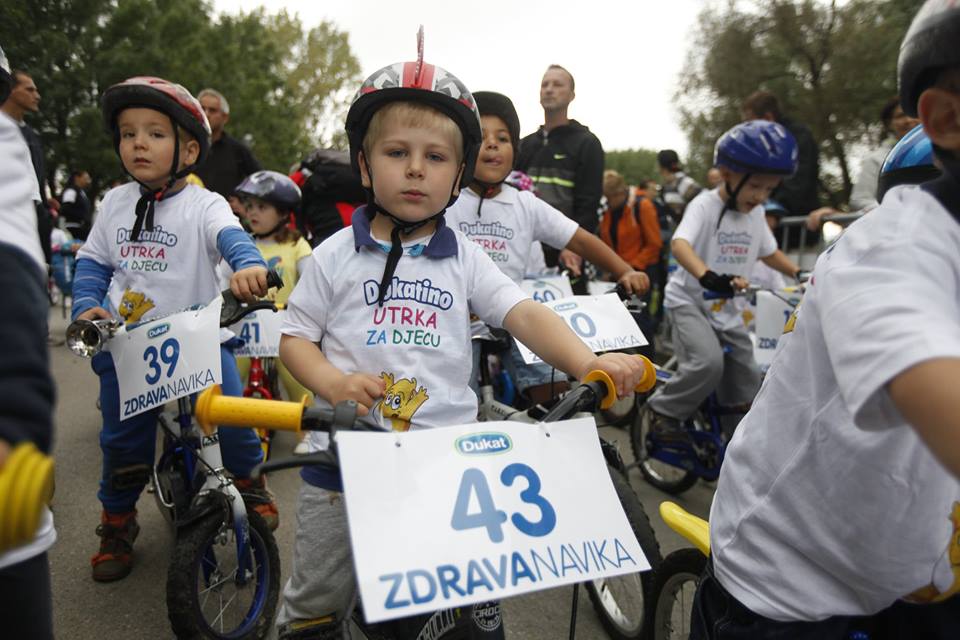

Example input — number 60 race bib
[337,418,651,623]
[106,297,223,419]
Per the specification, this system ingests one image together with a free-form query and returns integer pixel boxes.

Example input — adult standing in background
[848,96,920,211]
[657,149,702,222]
[59,170,92,240]
[1,68,54,264]
[517,64,604,293]
[194,88,262,201]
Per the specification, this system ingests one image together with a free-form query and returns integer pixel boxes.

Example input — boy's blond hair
[603,169,627,197]
[363,101,464,164]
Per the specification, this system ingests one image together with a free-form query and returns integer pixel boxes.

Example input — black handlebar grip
[266,269,283,290]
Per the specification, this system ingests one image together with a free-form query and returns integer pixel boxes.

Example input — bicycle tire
[650,548,707,640]
[167,508,280,640]
[630,407,698,495]
[585,464,662,640]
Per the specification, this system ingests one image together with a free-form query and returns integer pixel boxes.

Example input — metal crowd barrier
[775,211,866,270]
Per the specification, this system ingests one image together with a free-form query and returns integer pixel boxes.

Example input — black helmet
[0,45,11,104]
[235,170,301,213]
[898,0,960,117]
[474,91,521,158]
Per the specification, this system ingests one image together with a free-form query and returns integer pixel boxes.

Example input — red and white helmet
[101,76,212,164]
[345,32,481,188]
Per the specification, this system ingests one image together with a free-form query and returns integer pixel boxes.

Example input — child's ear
[183,139,201,167]
[358,151,372,189]
[920,88,960,151]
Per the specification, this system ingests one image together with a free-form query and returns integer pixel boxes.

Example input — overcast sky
[212,0,704,156]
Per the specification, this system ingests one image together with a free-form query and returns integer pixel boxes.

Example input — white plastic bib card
[586,280,617,297]
[516,294,647,364]
[520,274,574,304]
[753,289,802,370]
[231,308,283,358]
[337,418,651,623]
[107,297,223,419]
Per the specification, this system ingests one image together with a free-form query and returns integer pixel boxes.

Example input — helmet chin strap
[128,119,193,242]
[366,163,461,307]
[470,177,506,218]
[253,217,290,239]
[718,173,750,230]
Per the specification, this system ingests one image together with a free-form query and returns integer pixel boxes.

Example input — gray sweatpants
[276,483,355,629]
[647,304,760,420]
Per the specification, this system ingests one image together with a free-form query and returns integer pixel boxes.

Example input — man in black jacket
[517,65,604,291]
[195,88,262,201]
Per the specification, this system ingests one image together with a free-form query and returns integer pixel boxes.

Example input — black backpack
[298,149,366,246]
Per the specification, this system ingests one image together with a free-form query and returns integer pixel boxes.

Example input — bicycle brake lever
[255,450,339,477]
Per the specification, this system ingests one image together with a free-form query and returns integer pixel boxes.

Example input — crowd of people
[1,0,959,637]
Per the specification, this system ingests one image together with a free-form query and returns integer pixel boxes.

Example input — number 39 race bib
[337,418,652,623]
[106,297,223,419]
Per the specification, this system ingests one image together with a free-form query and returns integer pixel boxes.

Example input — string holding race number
[337,419,651,624]
[106,297,223,419]
[515,293,647,364]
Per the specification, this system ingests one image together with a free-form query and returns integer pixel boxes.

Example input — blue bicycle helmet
[876,124,940,200]
[235,170,302,213]
[714,120,799,176]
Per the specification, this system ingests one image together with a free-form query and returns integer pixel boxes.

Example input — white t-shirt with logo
[281,218,528,448]
[0,112,44,273]
[663,188,777,329]
[446,186,579,284]
[78,183,243,325]
[710,184,960,620]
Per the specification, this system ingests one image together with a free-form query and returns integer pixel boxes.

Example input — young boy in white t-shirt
[646,120,801,433]
[71,77,272,582]
[695,2,960,638]
[445,92,650,404]
[276,59,648,639]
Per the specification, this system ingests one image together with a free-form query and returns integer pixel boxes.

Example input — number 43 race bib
[106,297,223,419]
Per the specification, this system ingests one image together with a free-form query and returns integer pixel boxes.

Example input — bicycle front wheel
[167,508,280,640]
[630,407,698,495]
[585,465,662,640]
[650,548,707,640]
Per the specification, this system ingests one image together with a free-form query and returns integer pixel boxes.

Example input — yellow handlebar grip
[659,501,710,556]
[636,355,657,394]
[0,443,55,553]
[582,355,659,410]
[196,385,307,434]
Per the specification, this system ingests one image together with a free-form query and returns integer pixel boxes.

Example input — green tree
[1,0,361,198]
[677,0,919,206]
[605,148,661,186]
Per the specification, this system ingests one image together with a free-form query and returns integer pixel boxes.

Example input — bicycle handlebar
[702,284,762,301]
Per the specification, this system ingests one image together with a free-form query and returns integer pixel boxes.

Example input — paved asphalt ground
[44,308,713,639]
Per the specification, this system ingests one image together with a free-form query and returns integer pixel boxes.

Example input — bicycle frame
[154,395,255,583]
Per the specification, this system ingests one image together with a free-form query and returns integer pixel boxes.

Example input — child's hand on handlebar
[731,276,749,291]
[230,266,269,303]
[558,250,583,277]
[327,373,385,417]
[616,269,650,295]
[76,306,113,322]
[579,352,648,399]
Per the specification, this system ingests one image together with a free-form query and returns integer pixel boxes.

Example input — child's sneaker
[234,476,279,531]
[293,439,311,455]
[647,408,691,446]
[91,509,140,582]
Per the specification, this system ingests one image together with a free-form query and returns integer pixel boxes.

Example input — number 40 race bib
[106,297,223,419]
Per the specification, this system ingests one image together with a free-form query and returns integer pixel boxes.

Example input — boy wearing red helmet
[276,49,649,637]
[71,77,274,582]
[693,2,960,637]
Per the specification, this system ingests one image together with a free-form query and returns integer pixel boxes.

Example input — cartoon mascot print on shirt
[379,372,429,432]
[119,287,156,324]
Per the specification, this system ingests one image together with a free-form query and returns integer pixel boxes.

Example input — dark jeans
[0,552,54,639]
[692,560,960,640]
